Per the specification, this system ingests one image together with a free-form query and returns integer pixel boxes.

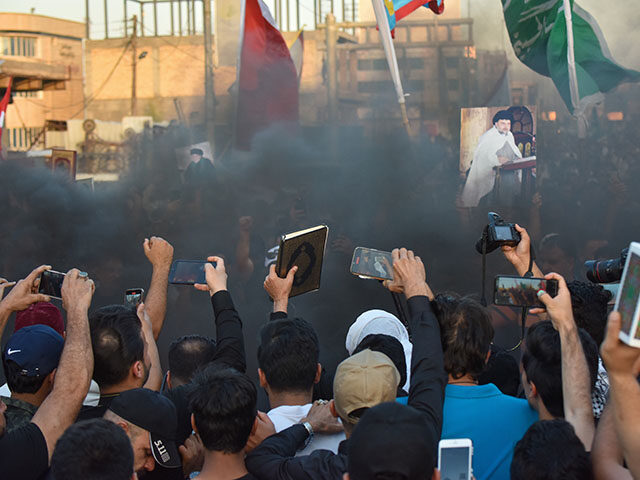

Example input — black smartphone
[494,275,559,308]
[124,288,144,308]
[38,270,66,300]
[350,247,394,281]
[168,260,215,285]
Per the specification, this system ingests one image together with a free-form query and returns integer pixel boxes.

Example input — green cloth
[501,0,640,113]
[1,395,38,434]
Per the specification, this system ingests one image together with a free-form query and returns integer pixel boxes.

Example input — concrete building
[0,13,84,151]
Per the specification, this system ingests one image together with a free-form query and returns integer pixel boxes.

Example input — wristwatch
[299,421,314,450]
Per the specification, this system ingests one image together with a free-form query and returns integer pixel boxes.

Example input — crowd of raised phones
[0,224,638,480]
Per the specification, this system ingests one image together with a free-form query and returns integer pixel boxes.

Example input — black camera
[475,212,521,254]
[585,248,628,283]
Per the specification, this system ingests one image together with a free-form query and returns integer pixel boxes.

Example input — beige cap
[333,349,401,424]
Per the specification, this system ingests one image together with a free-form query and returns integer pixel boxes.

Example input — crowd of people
[0,113,638,479]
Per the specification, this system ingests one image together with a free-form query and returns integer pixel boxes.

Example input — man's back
[442,383,538,480]
[267,404,345,455]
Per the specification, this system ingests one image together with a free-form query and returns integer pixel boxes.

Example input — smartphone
[38,270,66,300]
[493,275,559,308]
[124,288,144,308]
[614,242,640,347]
[350,247,394,281]
[438,438,473,480]
[168,260,215,285]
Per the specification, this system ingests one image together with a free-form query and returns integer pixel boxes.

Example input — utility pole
[203,0,215,143]
[326,13,337,123]
[131,15,138,116]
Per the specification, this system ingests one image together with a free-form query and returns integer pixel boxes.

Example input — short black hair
[511,419,593,480]
[353,334,407,391]
[168,335,217,385]
[523,321,598,418]
[493,110,513,124]
[190,366,257,453]
[433,295,494,380]
[2,359,49,394]
[51,418,134,480]
[257,318,319,393]
[89,305,144,388]
[567,281,612,345]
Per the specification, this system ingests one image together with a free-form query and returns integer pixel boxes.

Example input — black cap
[492,109,513,124]
[347,402,437,480]
[189,148,203,156]
[109,388,181,469]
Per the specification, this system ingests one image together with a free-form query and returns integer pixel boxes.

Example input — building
[0,13,84,151]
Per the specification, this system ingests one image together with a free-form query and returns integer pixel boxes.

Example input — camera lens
[585,258,624,283]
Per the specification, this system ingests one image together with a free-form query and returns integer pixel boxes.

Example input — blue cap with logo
[2,325,64,376]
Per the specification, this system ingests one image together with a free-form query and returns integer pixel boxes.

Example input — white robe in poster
[461,126,522,207]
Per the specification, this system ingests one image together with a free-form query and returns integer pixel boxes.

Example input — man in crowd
[166,335,217,390]
[104,388,181,475]
[50,418,135,480]
[0,265,95,480]
[246,248,447,480]
[261,264,345,454]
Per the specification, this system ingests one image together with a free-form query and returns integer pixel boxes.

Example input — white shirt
[267,403,346,455]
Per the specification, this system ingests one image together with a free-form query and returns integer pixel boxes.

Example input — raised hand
[194,256,227,296]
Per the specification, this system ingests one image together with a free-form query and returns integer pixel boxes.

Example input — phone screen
[494,276,558,308]
[125,289,144,308]
[38,270,66,299]
[350,248,393,281]
[440,446,471,480]
[617,251,640,340]
[169,261,212,285]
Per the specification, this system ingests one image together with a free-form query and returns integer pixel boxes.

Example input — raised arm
[501,224,544,278]
[536,273,594,450]
[32,269,94,460]
[138,302,163,391]
[235,216,255,281]
[143,236,174,340]
[600,311,640,478]
[592,402,633,480]
[0,265,51,334]
[384,248,447,437]
[264,264,297,314]
[194,256,247,373]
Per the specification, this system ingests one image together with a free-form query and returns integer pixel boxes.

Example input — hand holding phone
[438,438,473,480]
[493,275,558,308]
[613,242,640,347]
[125,288,144,308]
[38,270,67,300]
[193,256,227,296]
[350,247,394,281]
[2,265,52,312]
[169,260,216,285]
[531,273,574,331]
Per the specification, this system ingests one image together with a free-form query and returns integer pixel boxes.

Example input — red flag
[235,0,299,150]
[0,77,13,153]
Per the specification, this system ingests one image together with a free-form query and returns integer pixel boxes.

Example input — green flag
[502,0,640,115]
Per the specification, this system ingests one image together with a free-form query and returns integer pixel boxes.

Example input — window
[0,36,37,57]
[8,127,40,150]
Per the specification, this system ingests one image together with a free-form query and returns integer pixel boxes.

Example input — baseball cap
[14,302,65,337]
[3,325,64,376]
[347,402,438,480]
[109,388,181,469]
[333,349,400,424]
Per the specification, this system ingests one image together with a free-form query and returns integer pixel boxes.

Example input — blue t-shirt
[441,383,538,480]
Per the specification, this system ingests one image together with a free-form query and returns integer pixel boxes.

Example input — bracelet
[299,421,314,450]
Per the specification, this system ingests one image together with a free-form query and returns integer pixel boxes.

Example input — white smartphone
[438,438,473,480]
[614,242,640,347]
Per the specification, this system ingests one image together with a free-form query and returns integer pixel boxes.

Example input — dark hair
[353,334,407,391]
[511,420,593,480]
[433,295,494,380]
[493,110,513,124]
[51,418,134,480]
[168,335,217,385]
[567,281,612,345]
[523,321,598,418]
[2,359,49,394]
[89,305,144,388]
[257,318,319,393]
[190,366,257,453]
[190,148,203,156]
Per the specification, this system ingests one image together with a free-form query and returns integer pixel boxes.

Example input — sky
[0,0,638,69]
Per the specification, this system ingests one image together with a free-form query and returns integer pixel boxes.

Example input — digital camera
[475,212,521,254]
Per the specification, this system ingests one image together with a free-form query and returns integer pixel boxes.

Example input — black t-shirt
[0,422,49,480]
[76,394,120,421]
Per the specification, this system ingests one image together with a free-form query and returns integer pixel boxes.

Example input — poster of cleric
[459,106,536,208]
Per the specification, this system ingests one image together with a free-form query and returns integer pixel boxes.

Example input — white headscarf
[345,309,413,393]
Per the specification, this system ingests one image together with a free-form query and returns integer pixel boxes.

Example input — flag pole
[371,0,414,138]
[562,0,586,137]
[232,0,248,150]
